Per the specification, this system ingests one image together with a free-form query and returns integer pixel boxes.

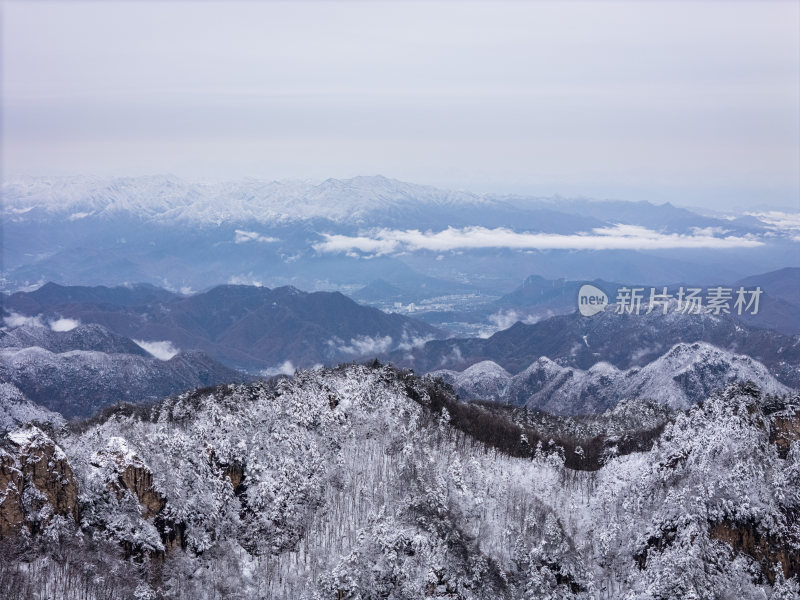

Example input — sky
[2,1,798,210]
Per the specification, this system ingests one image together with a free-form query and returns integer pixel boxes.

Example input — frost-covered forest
[1,363,798,599]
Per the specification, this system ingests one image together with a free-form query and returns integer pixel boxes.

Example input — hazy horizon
[2,1,799,211]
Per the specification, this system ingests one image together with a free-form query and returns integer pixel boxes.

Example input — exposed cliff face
[710,520,800,583]
[90,438,167,520]
[770,408,800,459]
[0,426,78,536]
[0,447,24,536]
[0,426,249,558]
[222,462,245,494]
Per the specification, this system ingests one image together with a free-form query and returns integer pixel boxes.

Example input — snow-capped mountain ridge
[396,304,800,389]
[0,322,151,356]
[2,175,493,225]
[433,341,792,414]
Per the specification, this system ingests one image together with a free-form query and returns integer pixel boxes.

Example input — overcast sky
[2,1,798,210]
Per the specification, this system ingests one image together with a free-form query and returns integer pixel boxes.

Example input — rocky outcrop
[0,426,78,536]
[710,519,800,583]
[223,462,245,494]
[155,516,187,552]
[0,447,25,536]
[90,437,166,519]
[770,409,800,459]
[205,444,246,495]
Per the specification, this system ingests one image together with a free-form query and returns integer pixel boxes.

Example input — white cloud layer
[395,332,435,352]
[234,230,278,244]
[228,274,265,287]
[314,224,763,256]
[133,340,180,361]
[487,310,539,332]
[748,211,800,235]
[261,360,295,377]
[49,318,80,332]
[3,312,45,329]
[336,335,394,356]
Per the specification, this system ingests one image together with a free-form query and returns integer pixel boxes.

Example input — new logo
[578,284,608,316]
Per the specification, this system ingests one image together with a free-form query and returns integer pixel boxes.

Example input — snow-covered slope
[0,365,797,599]
[0,346,246,419]
[0,322,150,356]
[0,321,247,418]
[433,342,792,414]
[442,360,512,400]
[0,382,64,434]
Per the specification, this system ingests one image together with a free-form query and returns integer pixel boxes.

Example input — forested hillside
[1,364,797,599]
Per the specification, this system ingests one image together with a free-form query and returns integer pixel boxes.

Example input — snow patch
[7,426,66,460]
[103,436,143,466]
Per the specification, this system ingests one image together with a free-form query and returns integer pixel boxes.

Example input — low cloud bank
[487,310,539,332]
[3,312,45,329]
[314,224,763,256]
[50,318,80,332]
[336,335,394,356]
[234,230,278,244]
[748,211,800,239]
[134,340,180,361]
[261,360,295,377]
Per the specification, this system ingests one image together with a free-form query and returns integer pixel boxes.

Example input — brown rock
[223,462,245,493]
[0,426,79,537]
[710,519,800,583]
[770,412,800,459]
[116,460,166,519]
[0,449,24,536]
[92,442,166,519]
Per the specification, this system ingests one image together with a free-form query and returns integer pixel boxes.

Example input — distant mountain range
[3,174,759,231]
[389,303,800,388]
[2,282,441,372]
[482,267,800,336]
[0,322,247,419]
[433,342,791,414]
[2,277,796,421]
[3,175,797,302]
[5,276,798,386]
